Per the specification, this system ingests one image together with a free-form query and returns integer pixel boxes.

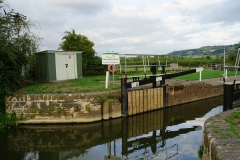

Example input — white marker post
[105,70,109,89]
[200,71,202,81]
[195,67,203,81]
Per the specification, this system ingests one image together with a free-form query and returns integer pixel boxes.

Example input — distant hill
[168,44,238,57]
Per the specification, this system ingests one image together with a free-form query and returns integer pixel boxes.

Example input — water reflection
[0,96,223,160]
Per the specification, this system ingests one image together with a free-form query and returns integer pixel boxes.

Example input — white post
[105,71,109,89]
[199,71,202,81]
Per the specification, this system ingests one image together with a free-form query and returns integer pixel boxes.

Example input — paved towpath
[164,75,240,86]
[135,76,228,89]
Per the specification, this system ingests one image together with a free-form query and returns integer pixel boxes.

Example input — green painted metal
[35,52,48,82]
[47,52,56,81]
[35,51,56,82]
[35,51,82,82]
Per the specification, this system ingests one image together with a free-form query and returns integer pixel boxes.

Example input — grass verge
[14,69,239,94]
[224,108,240,138]
[173,70,238,81]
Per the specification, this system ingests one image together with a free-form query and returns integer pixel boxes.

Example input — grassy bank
[173,70,237,80]
[14,69,239,94]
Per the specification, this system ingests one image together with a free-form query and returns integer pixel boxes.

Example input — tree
[206,56,211,59]
[0,0,41,112]
[227,52,236,65]
[226,42,240,65]
[58,30,96,75]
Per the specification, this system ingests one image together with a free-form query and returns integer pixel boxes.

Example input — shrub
[0,112,18,131]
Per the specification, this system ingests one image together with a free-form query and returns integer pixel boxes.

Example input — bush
[0,112,18,131]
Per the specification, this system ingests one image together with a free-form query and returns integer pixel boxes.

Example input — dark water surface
[0,96,223,160]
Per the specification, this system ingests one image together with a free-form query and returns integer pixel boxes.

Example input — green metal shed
[35,50,83,82]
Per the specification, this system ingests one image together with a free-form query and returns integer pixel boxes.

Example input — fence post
[121,77,128,117]
[149,75,157,88]
[161,65,166,74]
[223,83,234,111]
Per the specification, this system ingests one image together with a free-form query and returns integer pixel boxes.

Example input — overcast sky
[7,0,240,55]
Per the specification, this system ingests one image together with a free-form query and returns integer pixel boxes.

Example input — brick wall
[5,91,121,124]
[166,82,223,106]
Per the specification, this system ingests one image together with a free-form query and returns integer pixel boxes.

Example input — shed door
[56,53,77,81]
[66,54,75,79]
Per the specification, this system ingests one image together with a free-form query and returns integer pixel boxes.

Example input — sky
[6,0,240,55]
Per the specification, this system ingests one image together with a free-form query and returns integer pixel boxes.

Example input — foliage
[206,56,211,59]
[0,112,18,130]
[86,105,92,113]
[169,44,238,57]
[226,42,240,65]
[0,0,41,112]
[227,52,236,65]
[197,145,204,159]
[97,94,109,103]
[85,56,107,75]
[58,29,97,75]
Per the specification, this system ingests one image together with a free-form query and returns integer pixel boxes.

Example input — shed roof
[38,50,82,53]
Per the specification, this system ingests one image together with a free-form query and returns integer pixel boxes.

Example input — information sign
[102,52,120,64]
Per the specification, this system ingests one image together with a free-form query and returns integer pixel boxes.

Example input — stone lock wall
[5,82,224,124]
[5,91,121,124]
[202,109,240,160]
[166,82,223,106]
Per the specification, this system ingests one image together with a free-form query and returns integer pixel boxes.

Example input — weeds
[48,108,53,114]
[214,129,220,134]
[97,94,109,103]
[223,142,228,145]
[30,115,35,119]
[86,105,92,113]
[31,110,37,114]
[197,145,205,160]
[219,108,240,139]
[211,109,240,139]
[56,107,63,115]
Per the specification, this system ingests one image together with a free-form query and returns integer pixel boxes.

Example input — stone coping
[203,109,240,160]
[18,117,102,124]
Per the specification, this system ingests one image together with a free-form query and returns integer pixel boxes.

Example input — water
[0,96,223,160]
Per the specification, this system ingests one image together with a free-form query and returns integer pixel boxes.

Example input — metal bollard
[223,83,234,111]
